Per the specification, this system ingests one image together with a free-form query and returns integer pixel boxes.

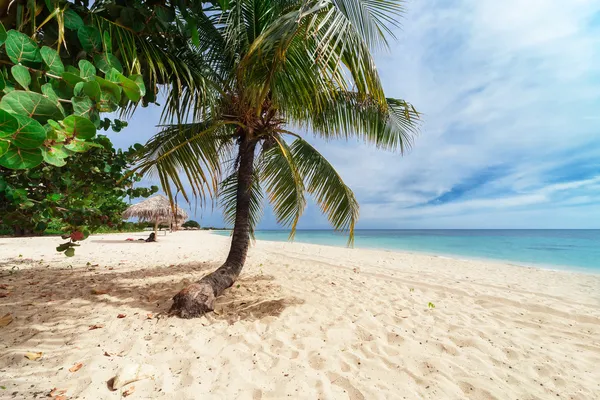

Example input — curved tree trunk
[169,138,256,318]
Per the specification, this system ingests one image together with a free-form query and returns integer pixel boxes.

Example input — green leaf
[155,6,175,23]
[40,46,64,76]
[0,23,7,46]
[42,147,67,167]
[93,53,123,74]
[187,18,200,47]
[11,114,47,149]
[129,74,146,97]
[0,91,63,123]
[11,65,31,89]
[0,109,19,135]
[83,81,101,101]
[0,71,5,91]
[102,31,112,54]
[62,72,84,86]
[0,139,9,157]
[73,81,85,96]
[71,96,94,118]
[62,115,96,140]
[110,71,141,102]
[78,60,96,80]
[65,139,101,153]
[0,146,43,169]
[65,248,75,257]
[64,9,84,30]
[95,76,121,102]
[77,26,102,53]
[5,30,42,64]
[40,83,65,117]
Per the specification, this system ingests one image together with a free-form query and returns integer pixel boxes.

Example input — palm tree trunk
[169,138,257,318]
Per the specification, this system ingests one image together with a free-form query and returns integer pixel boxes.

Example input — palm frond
[297,92,420,153]
[259,136,306,238]
[134,121,236,205]
[289,137,359,245]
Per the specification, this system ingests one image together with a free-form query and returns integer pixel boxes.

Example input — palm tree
[136,0,420,318]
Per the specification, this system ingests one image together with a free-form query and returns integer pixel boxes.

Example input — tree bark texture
[169,138,257,318]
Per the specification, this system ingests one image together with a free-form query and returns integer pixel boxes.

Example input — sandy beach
[1,231,599,399]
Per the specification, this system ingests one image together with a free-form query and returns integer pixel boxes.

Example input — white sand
[1,231,599,399]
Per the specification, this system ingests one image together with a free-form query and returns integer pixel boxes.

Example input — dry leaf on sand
[24,352,43,361]
[88,324,104,330]
[146,314,153,319]
[69,362,83,372]
[49,388,67,397]
[123,386,135,397]
[0,313,13,327]
[0,292,10,298]
[91,289,109,295]
[104,351,112,357]
[117,314,126,319]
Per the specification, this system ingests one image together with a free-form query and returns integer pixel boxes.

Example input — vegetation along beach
[1,0,599,399]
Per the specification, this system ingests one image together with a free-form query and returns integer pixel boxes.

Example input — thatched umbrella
[122,195,188,236]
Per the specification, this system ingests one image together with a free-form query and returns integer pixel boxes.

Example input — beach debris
[0,313,13,327]
[104,352,112,357]
[123,386,135,397]
[117,314,127,319]
[111,364,155,390]
[146,314,153,319]
[0,284,12,290]
[0,292,10,298]
[91,289,109,295]
[48,388,67,398]
[69,363,83,373]
[24,351,43,361]
[89,324,104,330]
[353,267,360,274]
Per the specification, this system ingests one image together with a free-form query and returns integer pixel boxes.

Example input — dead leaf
[0,292,10,298]
[24,351,42,361]
[49,387,67,397]
[0,313,13,328]
[123,386,135,397]
[28,281,39,285]
[0,284,10,290]
[55,396,67,400]
[88,324,104,330]
[91,289,109,295]
[146,314,153,319]
[117,314,126,319]
[103,351,112,357]
[108,267,114,270]
[69,362,83,372]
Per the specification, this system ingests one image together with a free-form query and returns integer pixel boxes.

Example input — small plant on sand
[428,302,436,309]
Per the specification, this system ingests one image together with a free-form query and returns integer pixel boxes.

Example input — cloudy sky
[111,0,600,229]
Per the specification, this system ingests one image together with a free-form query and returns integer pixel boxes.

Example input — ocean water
[215,229,600,272]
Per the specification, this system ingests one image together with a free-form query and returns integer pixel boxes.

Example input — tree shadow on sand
[0,258,304,342]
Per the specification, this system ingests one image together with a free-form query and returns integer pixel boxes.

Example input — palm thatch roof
[122,195,188,223]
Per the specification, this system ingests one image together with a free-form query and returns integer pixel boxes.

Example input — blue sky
[111,0,600,229]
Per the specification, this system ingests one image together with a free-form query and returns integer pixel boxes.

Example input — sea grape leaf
[107,70,140,102]
[93,53,122,74]
[62,115,96,139]
[40,84,65,117]
[0,91,63,123]
[0,109,19,135]
[40,46,64,76]
[83,81,101,101]
[77,26,102,53]
[0,146,43,169]
[129,74,146,97]
[95,77,121,102]
[61,72,84,86]
[11,114,46,149]
[42,147,67,167]
[5,31,42,64]
[0,139,8,157]
[74,81,85,96]
[64,9,84,30]
[71,96,94,118]
[11,65,31,89]
[65,139,101,153]
[78,60,96,80]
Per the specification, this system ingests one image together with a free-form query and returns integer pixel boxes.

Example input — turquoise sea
[216,229,600,272]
